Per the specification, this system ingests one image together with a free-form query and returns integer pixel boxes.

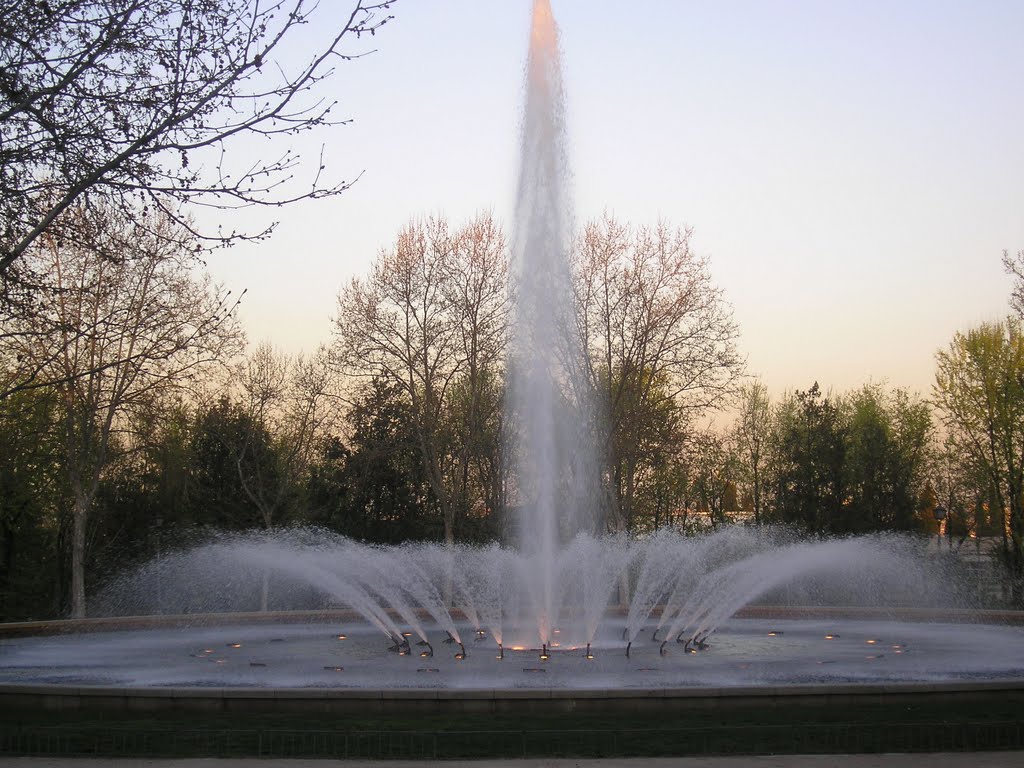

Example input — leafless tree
[442,215,511,527]
[0,0,395,294]
[1003,250,1024,318]
[235,342,339,530]
[2,203,243,617]
[573,214,744,534]
[731,379,772,525]
[334,213,509,544]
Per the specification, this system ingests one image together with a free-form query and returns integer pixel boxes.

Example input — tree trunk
[70,493,88,618]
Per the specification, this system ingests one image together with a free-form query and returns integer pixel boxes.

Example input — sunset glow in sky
[206,1,1024,401]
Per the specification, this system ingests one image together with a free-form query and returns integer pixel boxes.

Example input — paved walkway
[1,754,1022,767]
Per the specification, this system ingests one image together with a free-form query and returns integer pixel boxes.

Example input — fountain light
[419,641,433,658]
[227,643,241,648]
[337,634,347,641]
[866,639,878,645]
[475,629,487,642]
[454,642,466,660]
[402,631,413,638]
[585,643,593,660]
[539,643,550,661]
[824,634,838,640]
[767,630,784,637]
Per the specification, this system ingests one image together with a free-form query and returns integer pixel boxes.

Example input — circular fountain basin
[2,614,1023,714]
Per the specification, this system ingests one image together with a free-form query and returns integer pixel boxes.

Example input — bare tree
[1003,250,1024,318]
[573,214,743,534]
[3,203,243,617]
[334,213,509,544]
[731,379,772,525]
[235,341,339,531]
[441,215,511,528]
[0,0,395,291]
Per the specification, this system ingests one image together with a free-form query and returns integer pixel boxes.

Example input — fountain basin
[2,611,1023,714]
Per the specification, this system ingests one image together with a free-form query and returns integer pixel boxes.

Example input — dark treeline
[2,212,1023,619]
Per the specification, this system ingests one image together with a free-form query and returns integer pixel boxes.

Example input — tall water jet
[507,0,596,646]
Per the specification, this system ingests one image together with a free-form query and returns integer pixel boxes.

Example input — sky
[204,0,1024,402]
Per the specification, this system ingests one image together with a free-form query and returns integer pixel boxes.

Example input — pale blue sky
[206,1,1024,400]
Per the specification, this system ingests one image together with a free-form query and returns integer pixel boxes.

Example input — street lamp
[933,505,947,550]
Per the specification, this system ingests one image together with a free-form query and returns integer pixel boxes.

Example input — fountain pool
[2,614,1023,691]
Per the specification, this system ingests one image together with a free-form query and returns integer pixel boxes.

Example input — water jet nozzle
[585,642,593,660]
[497,643,504,660]
[625,641,632,658]
[454,642,466,660]
[651,628,661,642]
[443,631,456,645]
[660,640,668,657]
[475,629,487,642]
[419,642,433,658]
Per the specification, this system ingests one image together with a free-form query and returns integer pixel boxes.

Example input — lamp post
[933,505,947,551]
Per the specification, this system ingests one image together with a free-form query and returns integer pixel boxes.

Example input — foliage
[0,202,242,616]
[842,384,932,533]
[0,386,65,619]
[934,319,1024,603]
[769,383,848,534]
[307,379,441,543]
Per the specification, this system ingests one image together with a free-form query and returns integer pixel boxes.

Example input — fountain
[2,525,1023,699]
[1,0,1022,715]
